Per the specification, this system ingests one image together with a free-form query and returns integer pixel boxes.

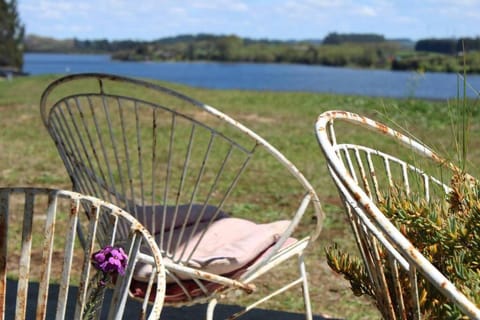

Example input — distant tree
[457,37,480,52]
[323,32,385,44]
[415,38,457,54]
[0,0,25,70]
[215,35,242,61]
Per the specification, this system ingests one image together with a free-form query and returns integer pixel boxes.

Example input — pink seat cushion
[134,217,292,281]
[131,237,298,303]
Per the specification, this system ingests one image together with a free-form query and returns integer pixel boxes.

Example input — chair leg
[206,257,312,320]
[299,254,313,320]
[206,298,218,320]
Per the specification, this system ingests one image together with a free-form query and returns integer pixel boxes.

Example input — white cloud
[281,0,344,12]
[18,0,480,41]
[278,0,385,20]
[356,5,377,16]
[426,0,479,6]
[464,10,480,18]
[21,1,79,20]
[303,0,346,8]
[169,7,188,16]
[191,0,249,11]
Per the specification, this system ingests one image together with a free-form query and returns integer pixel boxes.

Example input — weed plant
[326,171,480,319]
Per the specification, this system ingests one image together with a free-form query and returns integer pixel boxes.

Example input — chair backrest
[40,73,323,282]
[315,110,480,320]
[0,187,164,320]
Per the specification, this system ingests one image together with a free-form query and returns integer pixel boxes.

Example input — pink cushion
[131,237,298,303]
[135,218,292,281]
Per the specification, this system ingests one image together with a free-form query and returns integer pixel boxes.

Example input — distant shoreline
[22,50,480,75]
[23,33,480,74]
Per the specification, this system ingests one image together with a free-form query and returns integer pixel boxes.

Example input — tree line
[110,35,400,69]
[18,33,480,73]
[23,33,403,70]
[394,37,480,73]
[415,37,480,54]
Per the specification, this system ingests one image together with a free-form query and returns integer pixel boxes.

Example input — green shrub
[326,171,480,319]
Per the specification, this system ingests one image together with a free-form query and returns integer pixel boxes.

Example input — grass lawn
[1,74,479,319]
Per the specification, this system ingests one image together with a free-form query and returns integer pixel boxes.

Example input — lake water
[23,53,480,100]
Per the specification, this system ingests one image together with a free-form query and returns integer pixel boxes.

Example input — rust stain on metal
[245,283,256,293]
[353,191,362,202]
[363,202,373,214]
[70,201,77,216]
[376,123,389,134]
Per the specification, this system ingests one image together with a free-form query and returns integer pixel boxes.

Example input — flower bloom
[91,246,128,275]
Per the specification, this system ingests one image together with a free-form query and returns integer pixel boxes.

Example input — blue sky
[18,0,480,41]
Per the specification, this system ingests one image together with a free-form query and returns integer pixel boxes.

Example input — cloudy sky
[18,0,480,41]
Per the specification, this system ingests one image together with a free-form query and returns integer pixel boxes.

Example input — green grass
[1,74,479,319]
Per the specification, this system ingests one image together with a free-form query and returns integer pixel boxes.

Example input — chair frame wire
[316,110,480,320]
[0,187,165,320]
[40,73,325,319]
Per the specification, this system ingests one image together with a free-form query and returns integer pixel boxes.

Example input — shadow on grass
[4,279,341,319]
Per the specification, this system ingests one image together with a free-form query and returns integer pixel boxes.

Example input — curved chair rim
[316,110,452,167]
[315,110,480,319]
[39,72,325,241]
[1,186,166,271]
[0,186,167,319]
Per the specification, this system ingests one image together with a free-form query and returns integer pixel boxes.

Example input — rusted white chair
[315,110,480,320]
[40,73,324,319]
[0,187,165,320]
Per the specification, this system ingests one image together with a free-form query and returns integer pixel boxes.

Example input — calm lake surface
[24,53,480,100]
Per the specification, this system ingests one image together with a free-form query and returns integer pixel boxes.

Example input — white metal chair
[40,73,324,319]
[0,187,165,320]
[315,110,480,320]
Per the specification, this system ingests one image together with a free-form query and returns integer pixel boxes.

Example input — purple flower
[91,246,128,276]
